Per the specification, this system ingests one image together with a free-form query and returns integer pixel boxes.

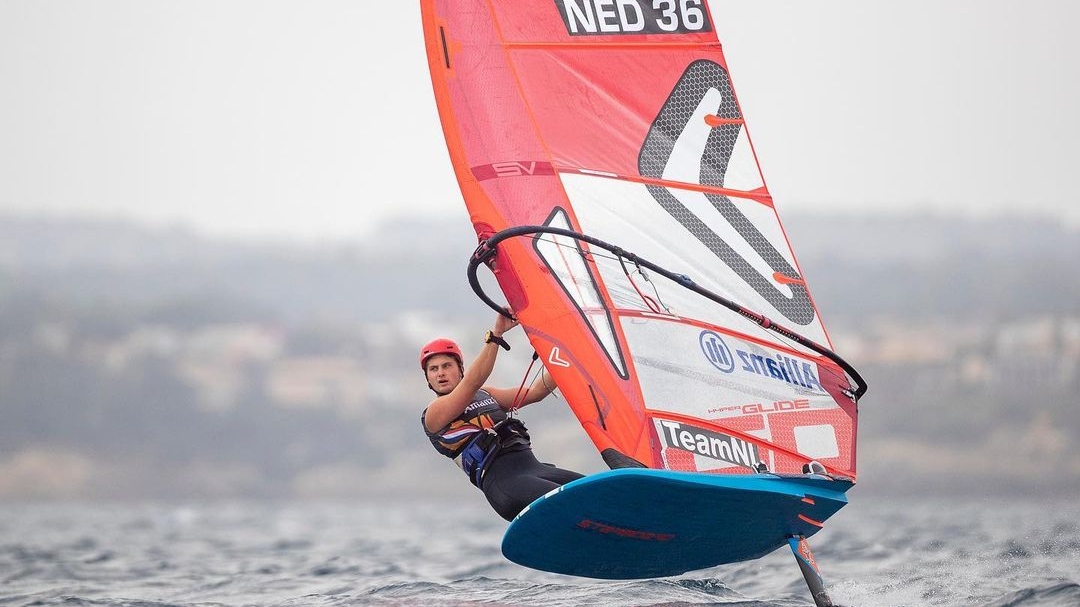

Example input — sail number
[556,0,713,35]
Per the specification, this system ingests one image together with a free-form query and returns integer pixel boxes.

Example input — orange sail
[421,0,864,480]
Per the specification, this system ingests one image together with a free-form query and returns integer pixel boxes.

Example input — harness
[458,417,530,488]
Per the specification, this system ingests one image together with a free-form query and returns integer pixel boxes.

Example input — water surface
[2,497,1077,606]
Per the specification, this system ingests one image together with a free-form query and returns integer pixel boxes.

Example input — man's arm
[488,368,557,411]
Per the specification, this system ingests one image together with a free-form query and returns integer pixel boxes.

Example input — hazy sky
[1,1,1077,242]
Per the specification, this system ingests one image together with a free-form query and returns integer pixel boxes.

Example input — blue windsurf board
[501,468,852,579]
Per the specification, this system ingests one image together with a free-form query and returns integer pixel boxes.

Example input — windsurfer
[420,311,583,521]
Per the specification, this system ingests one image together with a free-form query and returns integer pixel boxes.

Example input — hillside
[1,212,1077,499]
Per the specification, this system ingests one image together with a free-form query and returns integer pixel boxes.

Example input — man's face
[425,354,463,395]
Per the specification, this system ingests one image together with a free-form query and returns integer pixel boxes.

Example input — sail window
[534,209,627,377]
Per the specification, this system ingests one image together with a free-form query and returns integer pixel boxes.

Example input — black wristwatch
[485,330,511,351]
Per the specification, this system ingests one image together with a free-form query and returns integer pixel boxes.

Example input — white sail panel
[559,171,828,343]
[621,317,838,413]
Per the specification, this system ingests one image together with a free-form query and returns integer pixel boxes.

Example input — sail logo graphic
[639,61,817,327]
[576,519,675,541]
[554,0,713,36]
[700,330,825,393]
[699,330,735,372]
[658,420,758,468]
[473,160,555,181]
[735,350,825,393]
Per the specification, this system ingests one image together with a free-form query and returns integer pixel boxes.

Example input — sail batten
[504,41,721,50]
[555,168,774,205]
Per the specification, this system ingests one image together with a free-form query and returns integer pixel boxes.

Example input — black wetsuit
[422,389,583,521]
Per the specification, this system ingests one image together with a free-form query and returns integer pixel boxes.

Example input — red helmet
[419,338,463,370]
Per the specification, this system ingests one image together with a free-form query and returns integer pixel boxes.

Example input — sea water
[1,496,1077,607]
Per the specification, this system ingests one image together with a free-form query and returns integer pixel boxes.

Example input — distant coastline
[1,211,1077,500]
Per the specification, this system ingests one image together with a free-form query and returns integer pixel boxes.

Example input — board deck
[501,469,853,579]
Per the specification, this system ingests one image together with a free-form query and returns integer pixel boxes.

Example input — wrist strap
[485,330,510,351]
